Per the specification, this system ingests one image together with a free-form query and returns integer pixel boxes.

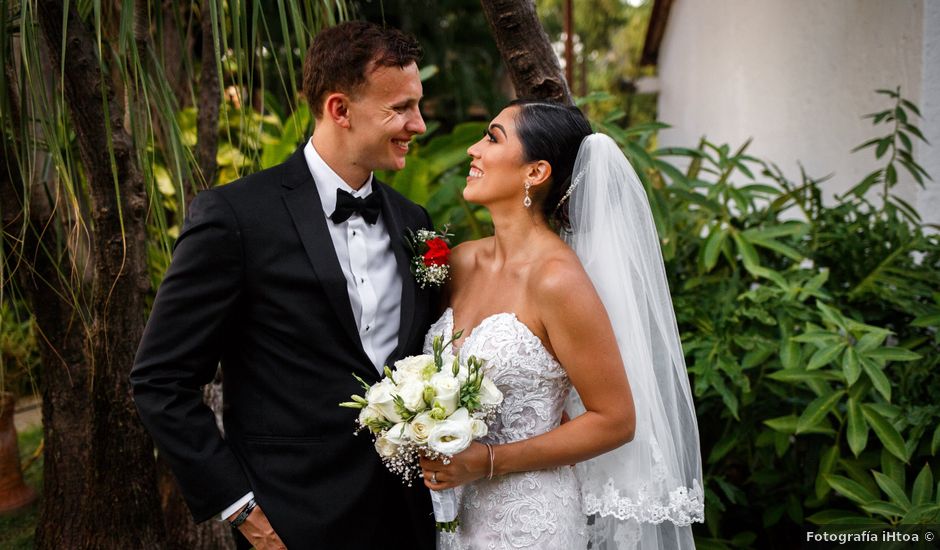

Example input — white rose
[394,354,436,383]
[374,436,399,458]
[430,372,461,415]
[427,408,474,456]
[470,418,488,438]
[366,379,403,423]
[410,411,439,444]
[398,379,428,413]
[384,422,414,446]
[479,377,503,407]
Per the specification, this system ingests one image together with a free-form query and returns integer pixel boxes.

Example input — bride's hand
[419,442,489,490]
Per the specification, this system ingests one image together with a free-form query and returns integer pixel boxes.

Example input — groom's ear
[525,161,552,188]
[324,93,352,129]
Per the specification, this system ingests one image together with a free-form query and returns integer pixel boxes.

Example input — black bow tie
[330,188,381,225]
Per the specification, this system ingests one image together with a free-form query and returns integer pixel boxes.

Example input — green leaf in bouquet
[863,405,908,463]
[931,424,940,456]
[393,395,417,422]
[352,372,372,392]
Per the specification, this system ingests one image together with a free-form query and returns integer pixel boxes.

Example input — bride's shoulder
[530,245,593,302]
[450,237,491,271]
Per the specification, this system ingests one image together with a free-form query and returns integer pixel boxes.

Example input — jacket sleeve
[130,188,252,522]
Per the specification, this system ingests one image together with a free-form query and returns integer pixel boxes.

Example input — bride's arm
[420,256,636,488]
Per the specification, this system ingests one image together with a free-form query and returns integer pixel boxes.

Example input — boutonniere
[406,227,452,288]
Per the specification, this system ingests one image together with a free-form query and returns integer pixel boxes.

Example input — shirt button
[352,230,357,236]
[360,278,365,283]
[365,325,370,331]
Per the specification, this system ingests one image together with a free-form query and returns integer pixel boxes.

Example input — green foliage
[586,89,937,546]
[0,300,40,397]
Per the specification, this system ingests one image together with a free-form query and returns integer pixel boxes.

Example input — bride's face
[464,107,532,207]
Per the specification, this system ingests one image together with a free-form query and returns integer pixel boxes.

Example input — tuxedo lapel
[376,181,417,365]
[280,149,371,369]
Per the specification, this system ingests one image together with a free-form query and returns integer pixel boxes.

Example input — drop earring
[523,181,532,208]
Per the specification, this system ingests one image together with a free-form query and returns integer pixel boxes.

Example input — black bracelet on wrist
[228,498,256,528]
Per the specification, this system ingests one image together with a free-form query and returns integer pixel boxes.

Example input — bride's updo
[509,99,592,229]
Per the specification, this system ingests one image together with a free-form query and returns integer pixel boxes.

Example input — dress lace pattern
[424,308,588,550]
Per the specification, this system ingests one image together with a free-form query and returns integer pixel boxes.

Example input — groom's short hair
[303,21,422,118]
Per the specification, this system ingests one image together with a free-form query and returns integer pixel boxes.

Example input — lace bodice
[425,308,571,445]
[423,308,587,549]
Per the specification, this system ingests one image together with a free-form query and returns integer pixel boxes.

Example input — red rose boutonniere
[407,228,453,288]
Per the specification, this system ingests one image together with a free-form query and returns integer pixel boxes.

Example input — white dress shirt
[303,139,402,372]
[220,140,404,520]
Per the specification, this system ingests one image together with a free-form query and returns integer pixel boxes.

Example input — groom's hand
[228,505,286,550]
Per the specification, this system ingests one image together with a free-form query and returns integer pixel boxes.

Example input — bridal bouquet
[339,332,502,531]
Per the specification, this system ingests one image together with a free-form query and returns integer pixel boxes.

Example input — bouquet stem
[430,488,459,532]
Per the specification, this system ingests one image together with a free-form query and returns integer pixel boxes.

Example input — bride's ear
[524,161,552,189]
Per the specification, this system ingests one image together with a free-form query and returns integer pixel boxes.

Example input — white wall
[656,0,937,224]
[918,0,940,225]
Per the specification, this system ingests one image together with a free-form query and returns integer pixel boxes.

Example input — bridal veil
[563,133,704,549]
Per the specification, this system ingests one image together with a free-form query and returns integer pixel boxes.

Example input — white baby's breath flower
[430,371,461,415]
[427,408,474,456]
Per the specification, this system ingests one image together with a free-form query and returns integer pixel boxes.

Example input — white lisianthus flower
[410,411,439,444]
[429,372,461,415]
[398,379,428,413]
[366,379,403,423]
[427,408,474,456]
[470,418,488,438]
[358,404,385,427]
[374,436,399,458]
[394,354,435,384]
[479,377,503,407]
[385,422,414,446]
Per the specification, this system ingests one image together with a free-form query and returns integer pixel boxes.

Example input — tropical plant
[586,89,938,548]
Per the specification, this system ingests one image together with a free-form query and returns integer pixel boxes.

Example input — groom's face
[345,62,426,173]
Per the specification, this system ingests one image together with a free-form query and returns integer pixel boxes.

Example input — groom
[131,21,435,549]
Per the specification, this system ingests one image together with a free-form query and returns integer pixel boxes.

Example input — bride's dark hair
[509,99,592,229]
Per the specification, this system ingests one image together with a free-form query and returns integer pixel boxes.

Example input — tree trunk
[479,0,572,104]
[195,0,221,196]
[34,1,164,547]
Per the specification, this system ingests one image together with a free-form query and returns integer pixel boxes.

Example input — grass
[0,424,42,549]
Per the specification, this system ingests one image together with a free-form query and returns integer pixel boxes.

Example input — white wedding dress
[424,307,588,550]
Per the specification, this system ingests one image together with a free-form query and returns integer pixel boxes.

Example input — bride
[419,100,704,549]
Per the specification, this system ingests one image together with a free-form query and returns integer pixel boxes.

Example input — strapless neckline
[443,307,556,363]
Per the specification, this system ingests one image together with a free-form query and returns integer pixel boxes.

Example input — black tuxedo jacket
[131,147,435,549]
